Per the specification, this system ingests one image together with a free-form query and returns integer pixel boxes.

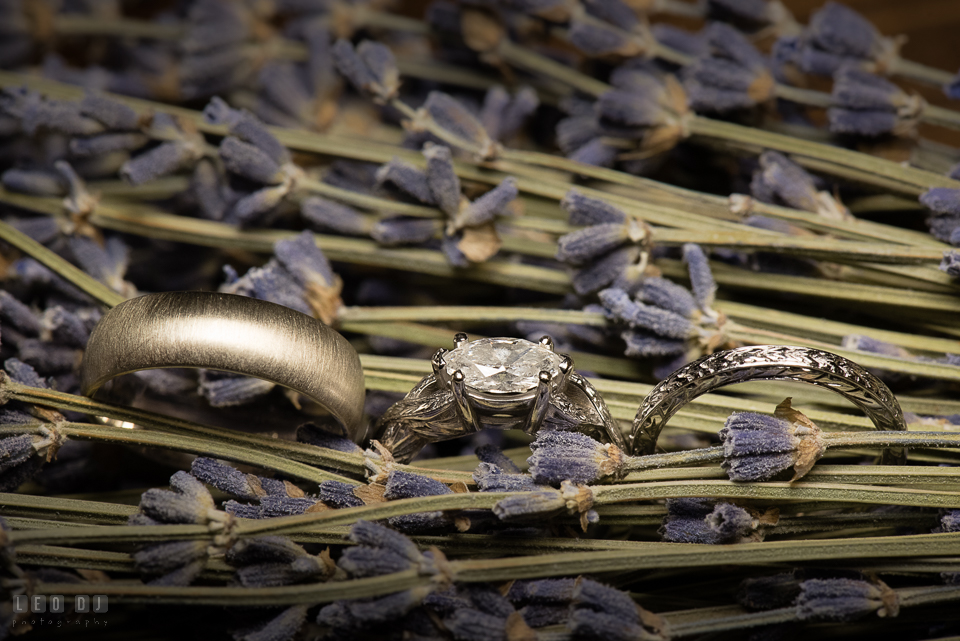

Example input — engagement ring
[373,333,625,463]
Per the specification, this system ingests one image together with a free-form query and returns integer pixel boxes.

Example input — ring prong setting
[523,370,553,434]
[538,335,554,351]
[451,369,481,432]
[453,332,468,348]
[432,349,446,376]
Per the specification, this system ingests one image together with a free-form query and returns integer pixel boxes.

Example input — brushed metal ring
[80,291,367,440]
[630,345,907,464]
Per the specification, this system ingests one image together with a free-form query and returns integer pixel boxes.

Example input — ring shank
[80,292,366,440]
[630,345,907,464]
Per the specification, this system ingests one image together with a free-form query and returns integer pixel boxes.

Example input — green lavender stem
[0,219,125,308]
[0,422,356,484]
[21,533,960,605]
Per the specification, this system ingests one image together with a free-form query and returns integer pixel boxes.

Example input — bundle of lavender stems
[4,0,960,638]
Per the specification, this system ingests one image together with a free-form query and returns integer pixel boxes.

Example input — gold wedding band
[80,291,367,440]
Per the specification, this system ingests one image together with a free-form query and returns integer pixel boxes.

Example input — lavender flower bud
[455,177,517,229]
[947,72,960,101]
[133,540,208,581]
[921,188,960,215]
[660,498,764,544]
[653,23,708,58]
[796,578,900,621]
[419,92,497,158]
[376,158,436,205]
[569,609,662,641]
[476,444,521,473]
[371,217,439,245]
[70,132,150,157]
[473,463,539,492]
[79,93,140,130]
[598,89,671,127]
[0,435,39,476]
[331,39,400,103]
[572,245,642,295]
[423,143,462,216]
[682,243,716,311]
[258,496,320,518]
[751,151,821,213]
[301,197,371,236]
[318,480,364,508]
[219,136,285,185]
[198,371,275,407]
[226,536,306,566]
[568,19,637,58]
[296,423,364,454]
[561,189,627,225]
[16,339,81,374]
[385,470,450,499]
[684,22,774,113]
[828,109,899,136]
[720,403,825,482]
[481,86,539,141]
[841,334,913,359]
[941,251,960,278]
[338,546,412,578]
[598,288,693,339]
[0,291,41,336]
[737,573,802,610]
[508,578,577,604]
[274,230,336,289]
[556,223,629,265]
[8,215,60,245]
[121,141,201,185]
[203,97,290,166]
[621,331,687,358]
[5,358,47,388]
[832,67,909,111]
[556,113,600,155]
[191,457,263,501]
[527,431,625,485]
[443,609,508,641]
[1,168,66,196]
[20,98,104,137]
[137,487,213,525]
[573,577,640,621]
[40,306,89,349]
[807,2,885,61]
[639,277,697,317]
[229,184,288,226]
[182,0,249,54]
[383,469,453,531]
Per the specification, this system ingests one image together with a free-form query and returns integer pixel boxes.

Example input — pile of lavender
[2,0,960,638]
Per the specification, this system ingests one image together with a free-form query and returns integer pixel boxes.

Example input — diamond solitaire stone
[444,337,563,394]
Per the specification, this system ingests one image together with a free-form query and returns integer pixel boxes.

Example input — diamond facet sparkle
[444,337,563,394]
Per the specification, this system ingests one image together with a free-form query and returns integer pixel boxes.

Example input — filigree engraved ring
[632,344,908,464]
[373,333,625,463]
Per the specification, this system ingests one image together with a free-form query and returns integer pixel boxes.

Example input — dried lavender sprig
[13,479,960,552]
[0,219,125,308]
[18,530,960,607]
[0,376,367,477]
[0,422,354,485]
[340,303,960,357]
[10,186,959,326]
[5,71,952,244]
